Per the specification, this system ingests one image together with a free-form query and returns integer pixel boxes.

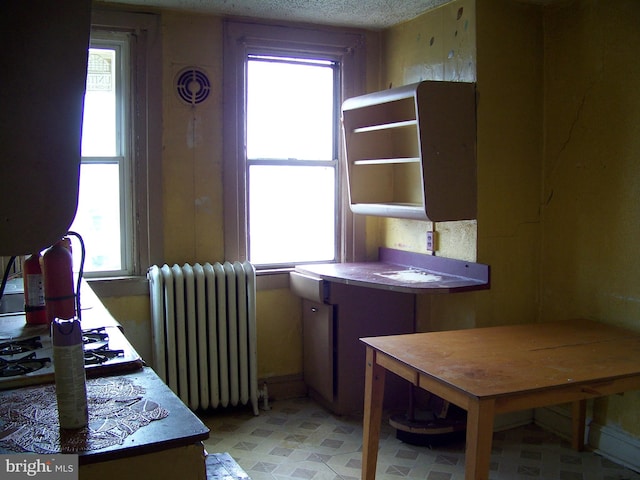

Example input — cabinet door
[302,300,334,403]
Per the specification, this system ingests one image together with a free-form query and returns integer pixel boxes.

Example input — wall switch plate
[426,231,436,252]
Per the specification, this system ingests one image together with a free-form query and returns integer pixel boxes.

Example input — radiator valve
[259,382,271,411]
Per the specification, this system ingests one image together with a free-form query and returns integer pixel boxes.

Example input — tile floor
[199,397,640,480]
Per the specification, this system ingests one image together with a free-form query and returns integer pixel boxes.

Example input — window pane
[249,165,335,264]
[70,163,122,272]
[247,59,334,160]
[82,48,117,156]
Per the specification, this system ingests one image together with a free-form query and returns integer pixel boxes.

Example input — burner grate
[84,344,124,365]
[0,336,43,356]
[82,328,109,345]
[0,352,51,377]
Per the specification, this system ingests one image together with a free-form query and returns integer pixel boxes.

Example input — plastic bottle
[43,238,76,323]
[52,317,88,429]
[23,252,47,324]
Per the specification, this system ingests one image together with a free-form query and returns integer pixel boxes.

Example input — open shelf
[353,119,418,133]
[342,81,477,222]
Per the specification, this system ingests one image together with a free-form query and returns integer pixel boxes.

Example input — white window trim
[87,9,162,294]
[223,20,367,272]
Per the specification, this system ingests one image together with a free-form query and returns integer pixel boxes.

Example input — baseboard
[589,422,640,473]
[494,409,533,432]
[259,374,307,402]
[535,406,640,474]
[257,376,534,430]
[534,405,574,442]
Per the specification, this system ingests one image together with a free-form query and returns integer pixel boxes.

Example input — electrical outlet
[426,231,436,252]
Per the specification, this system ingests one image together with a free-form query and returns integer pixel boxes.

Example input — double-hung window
[246,55,338,265]
[224,21,366,270]
[72,34,131,275]
[69,11,161,281]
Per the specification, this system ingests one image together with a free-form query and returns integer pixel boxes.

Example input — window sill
[86,270,292,297]
[256,268,291,290]
[86,275,149,298]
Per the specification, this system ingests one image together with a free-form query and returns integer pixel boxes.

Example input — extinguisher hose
[0,256,17,301]
[66,231,86,322]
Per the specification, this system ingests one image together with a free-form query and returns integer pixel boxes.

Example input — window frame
[78,36,132,276]
[223,20,367,271]
[84,9,162,290]
[246,54,340,267]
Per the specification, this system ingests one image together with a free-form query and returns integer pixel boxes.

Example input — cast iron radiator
[148,261,258,414]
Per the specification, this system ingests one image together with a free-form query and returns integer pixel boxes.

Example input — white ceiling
[95,0,455,29]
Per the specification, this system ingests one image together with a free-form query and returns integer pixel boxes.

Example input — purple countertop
[294,248,490,294]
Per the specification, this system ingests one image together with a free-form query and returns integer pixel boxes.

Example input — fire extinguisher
[43,237,76,323]
[23,252,47,324]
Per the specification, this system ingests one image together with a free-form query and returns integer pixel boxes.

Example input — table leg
[465,399,495,480]
[571,400,587,451]
[362,347,386,480]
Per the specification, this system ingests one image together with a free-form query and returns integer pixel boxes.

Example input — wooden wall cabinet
[341,81,477,221]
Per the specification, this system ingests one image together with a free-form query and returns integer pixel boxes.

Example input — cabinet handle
[311,307,318,313]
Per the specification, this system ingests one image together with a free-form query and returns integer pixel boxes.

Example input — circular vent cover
[175,67,211,105]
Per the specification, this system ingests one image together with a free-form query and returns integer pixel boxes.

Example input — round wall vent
[175,67,211,105]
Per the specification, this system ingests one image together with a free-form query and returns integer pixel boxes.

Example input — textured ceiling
[96,0,454,29]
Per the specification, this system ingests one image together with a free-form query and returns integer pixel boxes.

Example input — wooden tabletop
[361,319,640,399]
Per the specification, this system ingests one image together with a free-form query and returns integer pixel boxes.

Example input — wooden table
[360,319,640,480]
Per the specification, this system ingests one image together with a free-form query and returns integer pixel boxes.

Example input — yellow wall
[98,0,640,440]
[380,0,543,331]
[474,0,543,328]
[101,12,304,380]
[381,0,640,439]
[380,0,478,265]
[162,13,225,263]
[540,0,640,436]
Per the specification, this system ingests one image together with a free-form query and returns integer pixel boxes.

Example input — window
[224,21,366,269]
[71,37,131,275]
[247,56,338,265]
[69,11,162,280]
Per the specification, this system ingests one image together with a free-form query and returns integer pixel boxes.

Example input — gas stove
[0,324,144,390]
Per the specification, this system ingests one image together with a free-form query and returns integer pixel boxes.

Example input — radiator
[148,261,259,415]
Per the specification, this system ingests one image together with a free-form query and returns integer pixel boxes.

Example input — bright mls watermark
[1,455,78,479]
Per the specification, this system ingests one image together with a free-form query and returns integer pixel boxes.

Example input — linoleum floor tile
[199,397,640,480]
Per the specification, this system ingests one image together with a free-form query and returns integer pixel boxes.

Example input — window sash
[223,20,368,270]
[245,54,340,267]
[72,33,133,277]
[245,56,339,267]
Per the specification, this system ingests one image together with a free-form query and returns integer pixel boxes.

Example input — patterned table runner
[0,377,169,454]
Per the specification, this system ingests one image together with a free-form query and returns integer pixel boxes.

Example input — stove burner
[82,328,109,345]
[0,352,51,377]
[84,344,124,365]
[0,336,43,356]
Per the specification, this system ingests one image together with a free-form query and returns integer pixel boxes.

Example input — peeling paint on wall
[194,196,212,215]
[380,0,477,262]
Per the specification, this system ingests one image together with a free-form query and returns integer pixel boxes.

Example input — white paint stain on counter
[375,269,443,283]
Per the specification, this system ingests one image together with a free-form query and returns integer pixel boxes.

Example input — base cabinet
[300,280,414,415]
[302,300,334,405]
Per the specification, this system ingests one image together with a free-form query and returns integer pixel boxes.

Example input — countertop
[0,367,210,465]
[294,247,490,294]
[0,280,209,466]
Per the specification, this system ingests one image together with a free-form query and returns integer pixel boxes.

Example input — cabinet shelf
[353,157,420,166]
[342,81,477,221]
[352,119,418,134]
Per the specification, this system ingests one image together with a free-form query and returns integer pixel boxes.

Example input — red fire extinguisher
[43,238,76,322]
[23,252,47,324]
